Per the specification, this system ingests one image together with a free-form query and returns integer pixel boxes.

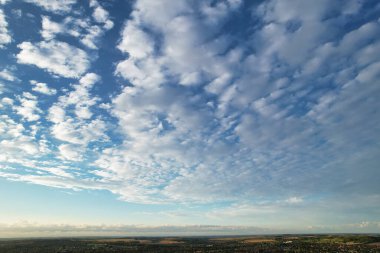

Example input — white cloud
[79,72,100,87]
[75,106,92,119]
[80,25,102,49]
[23,0,76,14]
[0,0,10,5]
[89,0,114,30]
[0,110,77,186]
[93,6,108,23]
[39,166,74,178]
[285,197,303,204]
[200,0,242,24]
[0,115,24,138]
[39,14,112,50]
[30,80,57,95]
[205,73,232,95]
[48,105,65,123]
[51,118,107,146]
[40,16,85,40]
[14,92,41,122]
[117,22,154,59]
[1,137,39,155]
[0,115,40,158]
[1,97,13,105]
[0,172,103,192]
[0,9,11,48]
[0,69,17,82]
[62,73,100,119]
[16,40,90,78]
[40,16,64,40]
[58,144,82,161]
[47,73,107,150]
[115,0,242,91]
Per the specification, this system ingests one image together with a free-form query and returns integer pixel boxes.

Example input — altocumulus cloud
[16,41,90,78]
[0,9,11,47]
[0,0,379,231]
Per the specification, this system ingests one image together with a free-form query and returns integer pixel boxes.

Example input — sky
[0,0,379,237]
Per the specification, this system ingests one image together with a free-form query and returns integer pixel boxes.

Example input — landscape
[0,0,379,251]
[1,234,380,252]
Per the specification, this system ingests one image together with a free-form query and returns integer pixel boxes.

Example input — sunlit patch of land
[211,236,276,243]
[157,238,184,244]
[92,238,152,244]
[243,238,276,244]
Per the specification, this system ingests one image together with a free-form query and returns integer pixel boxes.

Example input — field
[0,234,379,252]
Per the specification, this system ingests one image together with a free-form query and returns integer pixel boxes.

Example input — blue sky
[0,0,379,237]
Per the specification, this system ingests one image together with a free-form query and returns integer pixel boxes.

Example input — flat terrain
[0,234,379,252]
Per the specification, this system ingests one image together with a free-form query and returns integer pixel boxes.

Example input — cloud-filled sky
[0,0,379,236]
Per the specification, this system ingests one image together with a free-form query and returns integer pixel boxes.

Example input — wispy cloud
[23,0,76,14]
